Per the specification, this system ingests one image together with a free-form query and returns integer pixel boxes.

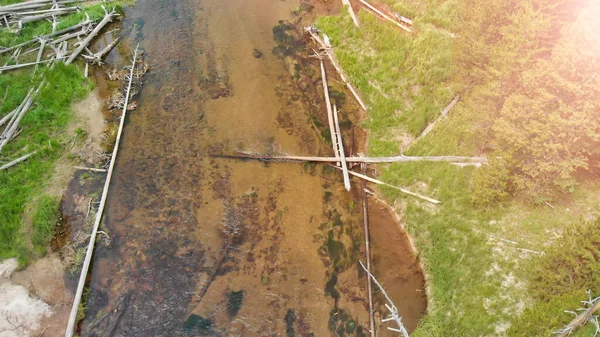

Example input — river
[80,0,426,335]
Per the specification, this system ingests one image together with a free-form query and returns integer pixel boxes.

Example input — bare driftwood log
[408,95,460,149]
[330,164,440,204]
[215,151,488,164]
[0,19,92,54]
[333,104,351,191]
[0,0,81,11]
[64,44,140,337]
[72,165,107,173]
[358,0,412,32]
[34,37,47,73]
[360,261,410,336]
[0,109,16,127]
[306,27,368,111]
[0,57,61,72]
[65,7,117,65]
[320,59,340,162]
[341,0,359,27]
[0,151,36,171]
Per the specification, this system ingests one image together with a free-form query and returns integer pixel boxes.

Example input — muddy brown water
[77,0,426,336]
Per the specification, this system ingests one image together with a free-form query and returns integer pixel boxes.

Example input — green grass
[316,3,600,336]
[0,3,124,263]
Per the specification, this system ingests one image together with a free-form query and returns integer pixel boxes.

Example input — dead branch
[556,291,600,337]
[320,59,340,161]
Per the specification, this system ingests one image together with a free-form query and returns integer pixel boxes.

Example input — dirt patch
[0,259,54,337]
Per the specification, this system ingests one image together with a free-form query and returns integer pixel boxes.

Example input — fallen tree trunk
[83,35,119,64]
[0,109,16,127]
[0,83,43,151]
[72,166,107,173]
[330,164,440,204]
[357,0,411,32]
[409,95,459,149]
[65,8,117,64]
[0,19,91,54]
[0,57,61,72]
[214,151,488,164]
[556,299,600,337]
[341,0,360,27]
[0,151,36,171]
[64,44,140,337]
[307,28,368,110]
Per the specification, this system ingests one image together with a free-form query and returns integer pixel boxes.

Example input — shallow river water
[81,0,426,336]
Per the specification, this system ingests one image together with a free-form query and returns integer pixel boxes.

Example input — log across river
[81,0,426,335]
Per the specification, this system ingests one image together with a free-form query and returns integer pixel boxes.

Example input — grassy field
[316,2,599,336]
[0,3,121,263]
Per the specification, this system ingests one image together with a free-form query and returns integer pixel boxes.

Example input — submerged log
[64,44,140,337]
[320,59,340,161]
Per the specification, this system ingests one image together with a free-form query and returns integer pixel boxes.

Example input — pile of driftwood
[0,0,85,32]
[0,5,120,72]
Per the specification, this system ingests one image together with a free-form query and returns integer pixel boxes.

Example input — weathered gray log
[12,7,78,27]
[330,164,440,204]
[0,109,16,128]
[341,0,359,27]
[34,38,47,72]
[216,151,488,164]
[0,151,36,171]
[64,44,140,337]
[0,19,91,54]
[333,104,350,191]
[0,57,61,72]
[65,8,117,64]
[0,0,82,12]
[7,7,78,17]
[358,0,412,32]
[408,95,460,149]
[556,299,600,337]
[1,88,32,138]
[0,82,44,151]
